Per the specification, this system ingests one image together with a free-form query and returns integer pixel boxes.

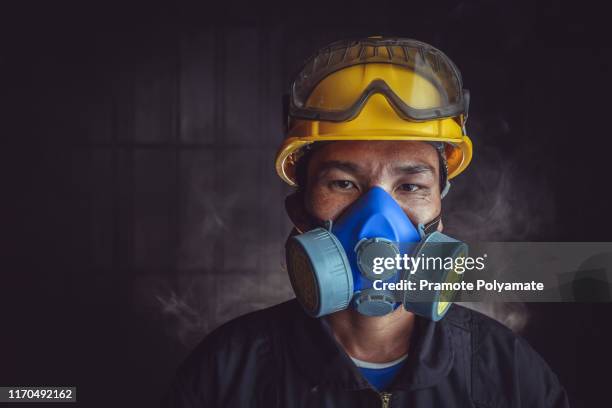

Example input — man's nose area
[355,185,418,225]
[354,185,407,214]
[335,184,397,221]
[359,183,396,202]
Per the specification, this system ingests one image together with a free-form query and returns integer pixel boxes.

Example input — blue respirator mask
[285,187,468,321]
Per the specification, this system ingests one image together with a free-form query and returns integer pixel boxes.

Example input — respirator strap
[441,180,451,199]
[421,214,442,236]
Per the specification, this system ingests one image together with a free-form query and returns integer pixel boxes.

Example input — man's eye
[398,183,419,192]
[330,180,356,190]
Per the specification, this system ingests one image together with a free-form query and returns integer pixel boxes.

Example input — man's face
[304,140,442,227]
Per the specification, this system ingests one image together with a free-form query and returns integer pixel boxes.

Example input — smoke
[444,144,555,241]
[152,269,295,348]
[140,149,295,349]
[442,116,555,332]
[156,290,208,347]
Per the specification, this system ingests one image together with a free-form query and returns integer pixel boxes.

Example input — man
[163,37,568,407]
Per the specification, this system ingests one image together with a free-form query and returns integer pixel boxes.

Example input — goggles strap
[441,180,451,199]
[462,89,470,133]
[428,142,449,198]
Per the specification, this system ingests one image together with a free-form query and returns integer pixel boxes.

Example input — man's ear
[285,191,317,233]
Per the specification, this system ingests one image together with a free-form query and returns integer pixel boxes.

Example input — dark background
[2,0,611,407]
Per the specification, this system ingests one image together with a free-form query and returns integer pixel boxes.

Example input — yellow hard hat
[275,37,473,187]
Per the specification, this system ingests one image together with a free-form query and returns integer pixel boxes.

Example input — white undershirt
[350,353,409,369]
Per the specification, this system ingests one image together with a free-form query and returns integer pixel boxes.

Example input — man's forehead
[308,140,439,172]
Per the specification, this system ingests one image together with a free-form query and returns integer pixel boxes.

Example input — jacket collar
[286,300,455,392]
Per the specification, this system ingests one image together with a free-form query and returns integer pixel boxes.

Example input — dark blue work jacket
[163,300,569,407]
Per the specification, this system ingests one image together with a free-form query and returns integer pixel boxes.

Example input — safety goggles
[289,37,470,123]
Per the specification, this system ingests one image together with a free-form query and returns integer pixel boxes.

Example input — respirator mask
[285,187,467,321]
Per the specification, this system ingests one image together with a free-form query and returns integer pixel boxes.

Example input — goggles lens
[290,38,468,122]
